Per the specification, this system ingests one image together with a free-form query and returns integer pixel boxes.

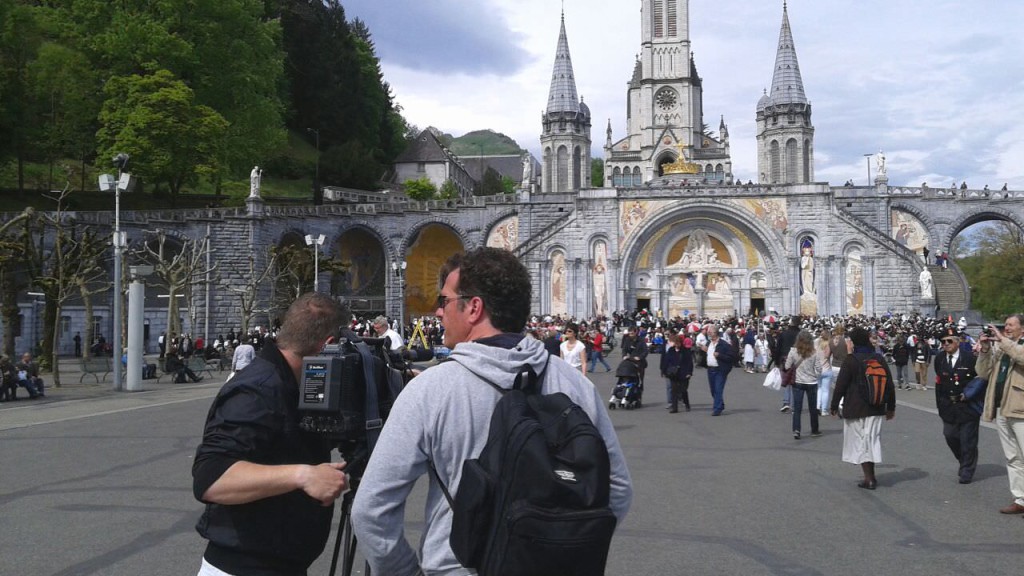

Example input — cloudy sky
[345,0,1024,188]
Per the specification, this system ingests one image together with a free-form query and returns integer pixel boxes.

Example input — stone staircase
[929,264,969,316]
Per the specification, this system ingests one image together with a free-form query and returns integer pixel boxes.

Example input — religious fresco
[729,198,789,232]
[799,236,817,316]
[891,210,929,253]
[550,250,568,317]
[406,224,464,318]
[619,199,672,248]
[592,241,609,317]
[334,229,385,299]
[846,249,864,315]
[486,215,519,251]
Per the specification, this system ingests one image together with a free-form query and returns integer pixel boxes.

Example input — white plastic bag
[763,367,781,391]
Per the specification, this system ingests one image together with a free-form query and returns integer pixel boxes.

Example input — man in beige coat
[977,314,1024,515]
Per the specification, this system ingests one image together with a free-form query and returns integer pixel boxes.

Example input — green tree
[0,0,43,191]
[438,179,459,199]
[477,167,504,196]
[28,42,100,191]
[404,177,437,201]
[591,157,604,188]
[96,69,228,198]
[958,222,1024,320]
[278,1,408,192]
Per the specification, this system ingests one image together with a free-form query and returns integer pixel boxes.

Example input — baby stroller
[609,358,644,410]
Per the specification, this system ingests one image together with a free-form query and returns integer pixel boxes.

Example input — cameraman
[977,314,1024,515]
[351,247,633,575]
[192,293,350,576]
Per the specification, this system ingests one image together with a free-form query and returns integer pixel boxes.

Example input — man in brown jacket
[977,314,1024,515]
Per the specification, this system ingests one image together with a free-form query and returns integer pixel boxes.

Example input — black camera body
[298,331,431,431]
[982,327,995,338]
[298,337,407,443]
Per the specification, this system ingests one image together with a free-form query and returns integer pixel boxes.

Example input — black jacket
[193,343,335,575]
[934,350,979,423]
[831,350,896,419]
[660,345,694,381]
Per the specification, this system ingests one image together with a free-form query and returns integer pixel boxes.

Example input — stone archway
[619,200,788,317]
[405,223,465,318]
[333,227,387,315]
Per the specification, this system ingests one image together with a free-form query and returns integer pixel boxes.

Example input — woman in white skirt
[829,327,896,490]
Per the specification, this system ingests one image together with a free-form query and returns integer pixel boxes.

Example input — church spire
[546,11,580,115]
[769,1,807,105]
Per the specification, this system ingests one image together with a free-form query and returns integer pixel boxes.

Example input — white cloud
[349,0,1024,188]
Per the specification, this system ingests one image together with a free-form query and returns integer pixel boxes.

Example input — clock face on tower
[655,88,677,111]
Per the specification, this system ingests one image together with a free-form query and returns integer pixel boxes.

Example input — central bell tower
[604,0,732,187]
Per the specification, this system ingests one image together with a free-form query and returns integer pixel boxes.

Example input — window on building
[417,162,425,173]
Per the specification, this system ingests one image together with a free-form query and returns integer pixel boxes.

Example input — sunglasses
[942,338,958,344]
[435,294,474,310]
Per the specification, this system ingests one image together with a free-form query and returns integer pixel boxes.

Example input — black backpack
[433,363,617,576]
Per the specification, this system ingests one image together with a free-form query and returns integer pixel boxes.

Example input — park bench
[187,356,218,379]
[80,357,112,383]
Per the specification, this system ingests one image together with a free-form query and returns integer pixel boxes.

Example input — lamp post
[863,153,873,185]
[307,128,320,203]
[305,234,325,292]
[27,291,44,355]
[100,153,130,391]
[391,260,407,338]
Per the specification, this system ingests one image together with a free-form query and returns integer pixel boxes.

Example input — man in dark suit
[933,329,980,484]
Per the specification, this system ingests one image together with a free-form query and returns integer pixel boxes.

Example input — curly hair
[439,247,531,333]
[276,293,349,357]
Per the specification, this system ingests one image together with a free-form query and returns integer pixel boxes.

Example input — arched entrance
[405,224,465,318]
[620,201,787,318]
[333,228,386,315]
[947,212,1024,319]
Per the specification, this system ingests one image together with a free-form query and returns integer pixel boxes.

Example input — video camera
[297,331,433,473]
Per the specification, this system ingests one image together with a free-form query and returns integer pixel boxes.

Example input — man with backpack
[352,247,633,576]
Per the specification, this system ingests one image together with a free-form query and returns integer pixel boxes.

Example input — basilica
[497,0,927,321]
[11,1,1023,356]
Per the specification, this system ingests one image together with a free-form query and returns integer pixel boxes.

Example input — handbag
[780,356,803,388]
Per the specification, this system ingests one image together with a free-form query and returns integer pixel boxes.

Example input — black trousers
[670,377,690,411]
[942,414,980,480]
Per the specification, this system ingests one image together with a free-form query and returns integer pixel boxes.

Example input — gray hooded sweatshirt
[352,335,633,576]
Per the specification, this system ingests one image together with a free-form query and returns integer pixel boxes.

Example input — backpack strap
[429,354,551,509]
[352,341,385,454]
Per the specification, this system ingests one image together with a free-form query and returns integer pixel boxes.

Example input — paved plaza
[2,358,1021,576]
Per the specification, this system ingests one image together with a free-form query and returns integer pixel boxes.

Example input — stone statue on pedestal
[919,268,934,300]
[876,150,887,178]
[250,166,262,198]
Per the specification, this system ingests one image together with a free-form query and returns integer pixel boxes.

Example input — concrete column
[126,281,145,392]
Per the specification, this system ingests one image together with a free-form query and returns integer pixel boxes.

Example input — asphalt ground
[2,357,1022,576]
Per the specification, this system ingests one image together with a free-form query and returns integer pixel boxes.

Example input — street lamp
[27,291,44,355]
[307,128,320,203]
[99,153,131,391]
[391,260,407,338]
[305,234,325,292]
[863,153,873,185]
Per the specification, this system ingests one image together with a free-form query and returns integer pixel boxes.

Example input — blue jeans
[781,386,792,407]
[588,350,611,372]
[792,383,820,434]
[817,367,834,412]
[707,367,729,413]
